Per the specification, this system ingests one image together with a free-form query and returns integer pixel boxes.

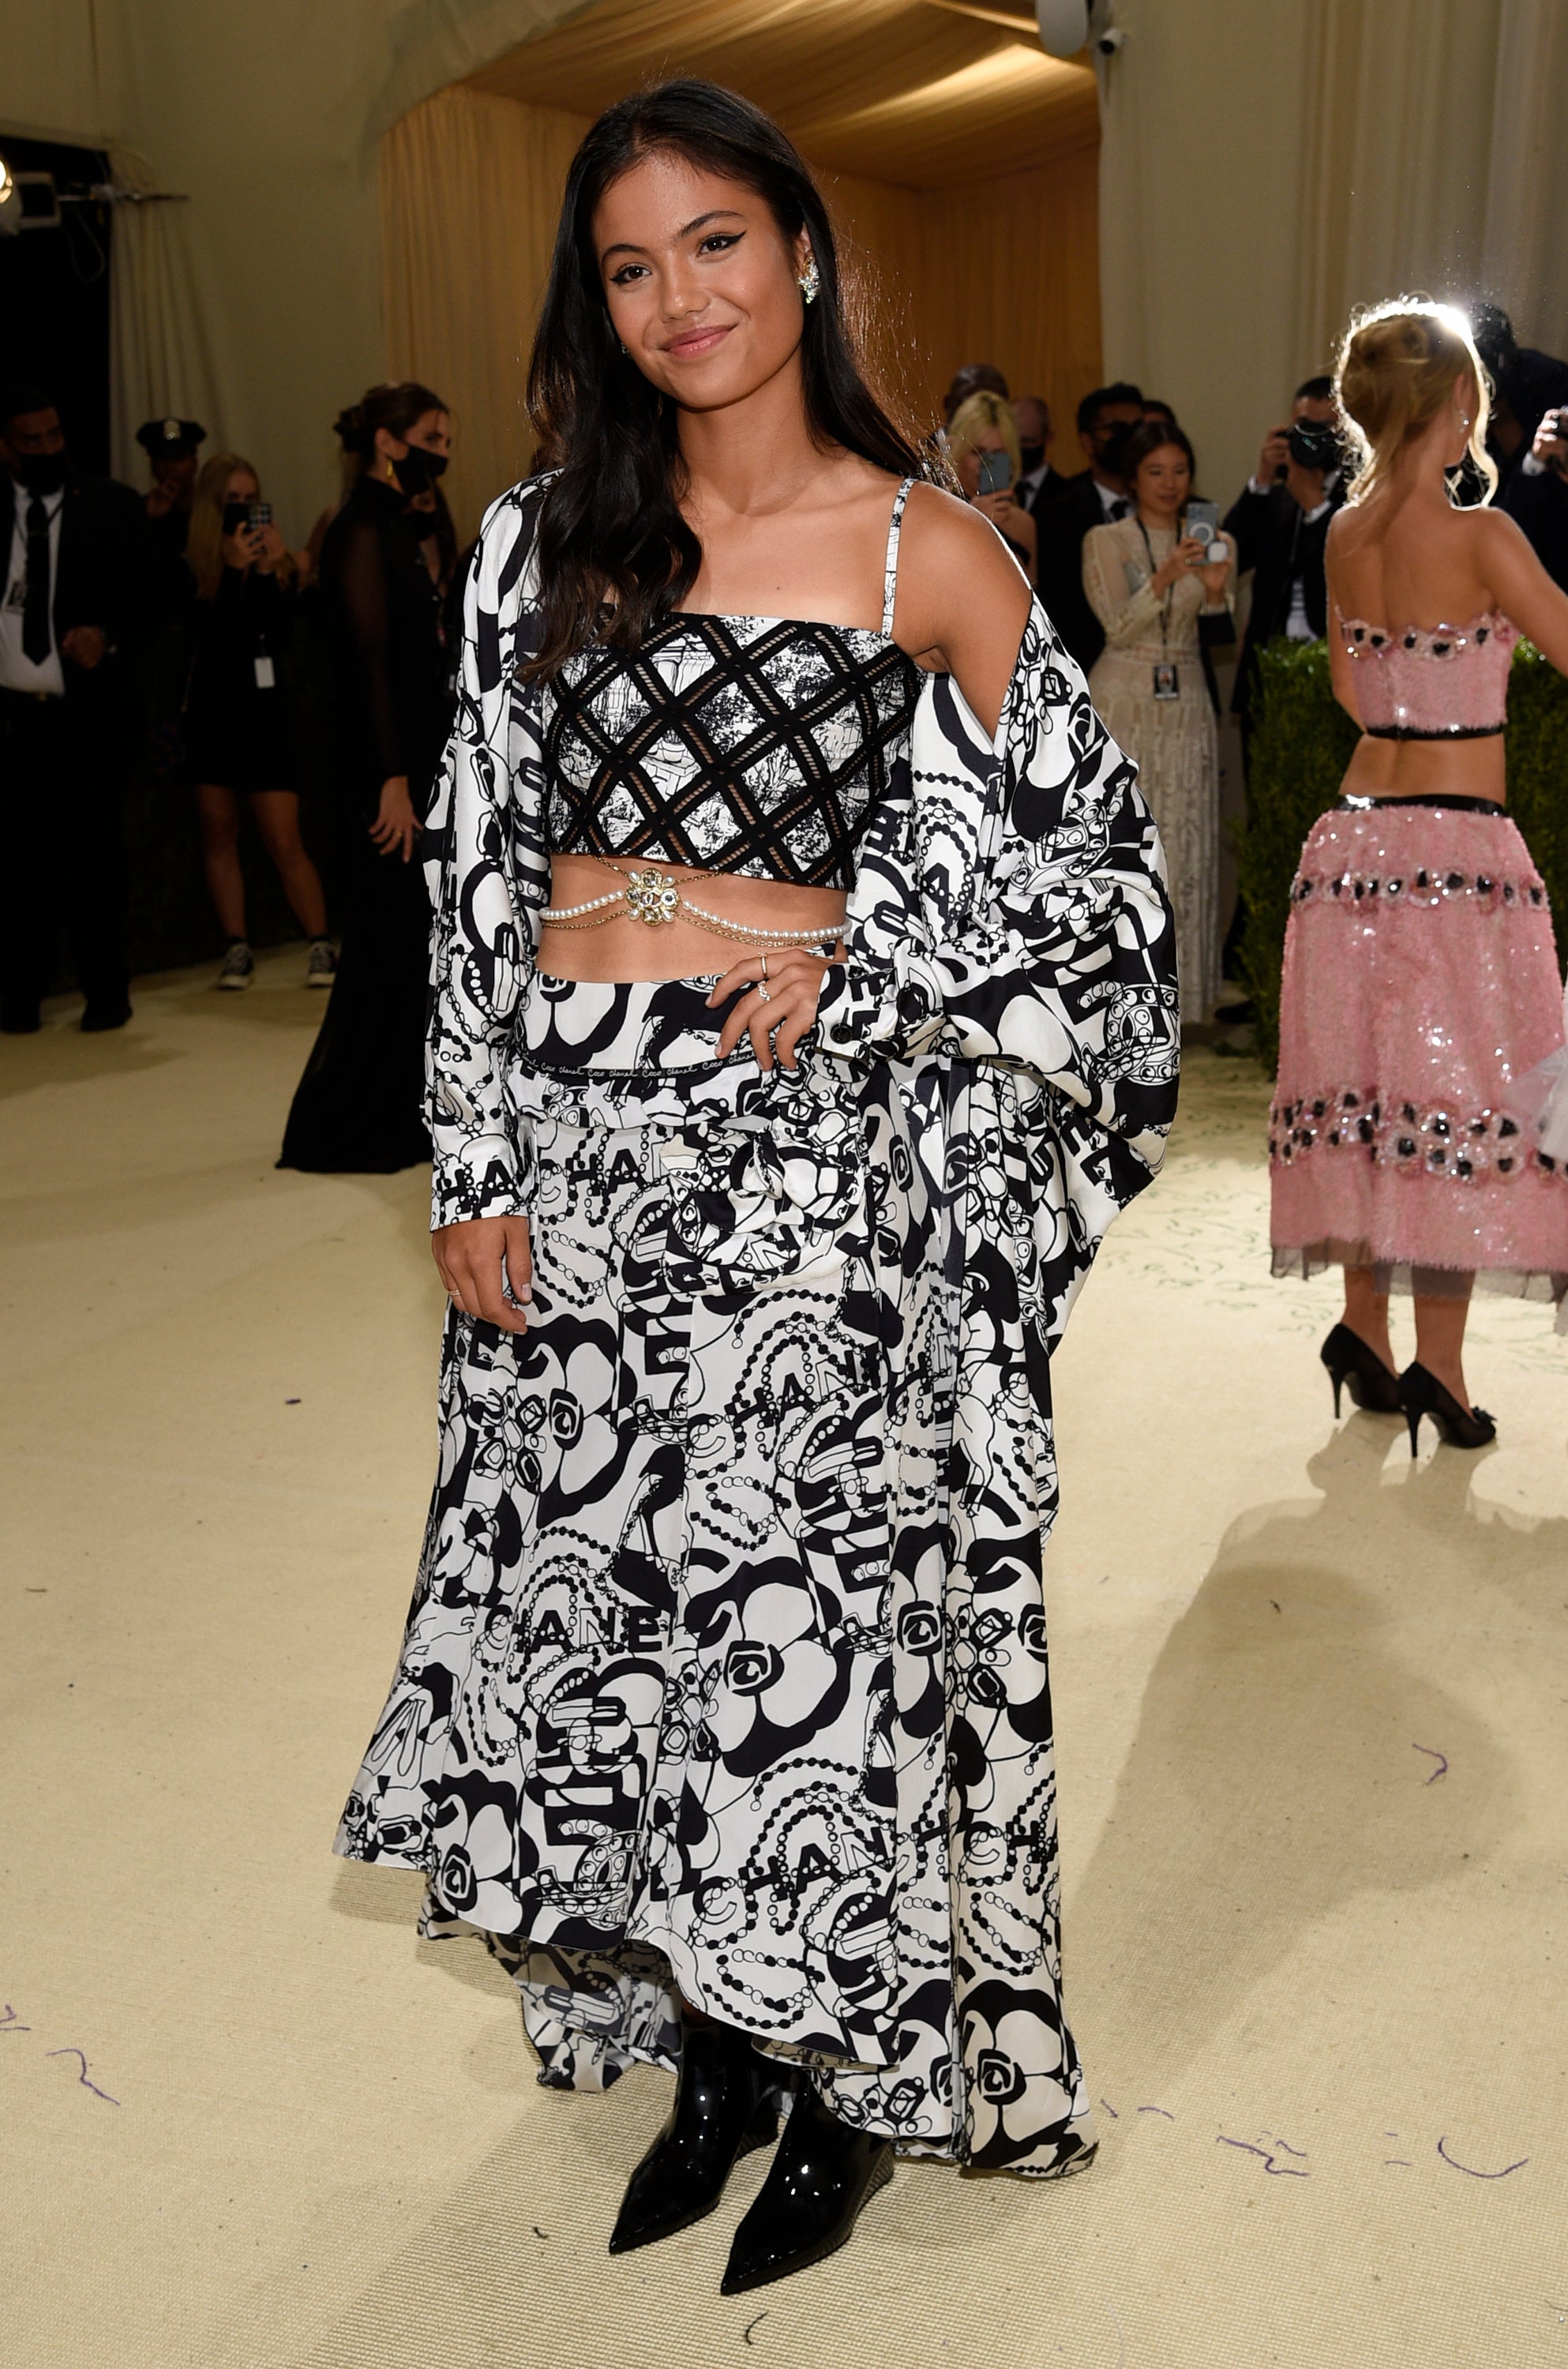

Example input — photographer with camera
[184,452,332,992]
[1502,405,1568,593]
[1223,377,1346,749]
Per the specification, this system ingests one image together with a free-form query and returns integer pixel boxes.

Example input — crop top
[1336,605,1519,739]
[539,477,922,888]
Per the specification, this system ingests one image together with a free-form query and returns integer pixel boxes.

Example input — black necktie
[22,497,51,665]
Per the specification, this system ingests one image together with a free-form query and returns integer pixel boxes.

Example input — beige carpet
[4,950,1565,2369]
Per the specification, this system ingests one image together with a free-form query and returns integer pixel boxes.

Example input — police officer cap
[137,416,206,456]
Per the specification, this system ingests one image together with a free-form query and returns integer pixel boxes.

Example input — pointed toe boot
[720,2085,893,2294]
[608,2018,784,2255]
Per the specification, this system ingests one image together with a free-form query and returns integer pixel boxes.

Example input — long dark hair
[524,80,924,680]
[333,378,457,591]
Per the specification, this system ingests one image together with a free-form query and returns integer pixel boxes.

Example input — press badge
[253,655,276,689]
[1153,662,1180,700]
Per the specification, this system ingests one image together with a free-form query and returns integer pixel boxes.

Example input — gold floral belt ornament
[542,858,839,949]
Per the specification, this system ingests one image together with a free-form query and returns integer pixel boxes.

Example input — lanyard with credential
[1135,516,1180,699]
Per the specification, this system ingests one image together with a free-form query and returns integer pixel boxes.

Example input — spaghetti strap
[882,475,916,636]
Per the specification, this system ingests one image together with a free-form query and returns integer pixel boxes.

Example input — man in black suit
[1222,376,1347,746]
[1031,381,1144,674]
[1503,405,1568,592]
[1473,304,1568,497]
[1011,396,1067,516]
[0,385,148,1031]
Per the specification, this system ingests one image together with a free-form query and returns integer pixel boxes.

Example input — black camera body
[1286,419,1341,473]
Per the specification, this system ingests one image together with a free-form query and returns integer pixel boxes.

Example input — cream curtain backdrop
[380,88,1101,543]
[1100,0,1568,511]
[0,0,597,535]
[381,88,591,546]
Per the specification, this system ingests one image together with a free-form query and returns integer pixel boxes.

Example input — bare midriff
[1339,731,1506,804]
[536,852,848,982]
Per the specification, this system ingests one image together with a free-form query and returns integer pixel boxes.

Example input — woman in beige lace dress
[1082,418,1233,1023]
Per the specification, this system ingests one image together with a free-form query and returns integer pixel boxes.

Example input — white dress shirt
[0,481,65,695]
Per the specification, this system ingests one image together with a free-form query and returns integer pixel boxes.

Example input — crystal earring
[798,257,820,306]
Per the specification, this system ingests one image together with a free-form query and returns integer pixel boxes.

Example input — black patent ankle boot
[720,2084,893,2294]
[608,2019,784,2254]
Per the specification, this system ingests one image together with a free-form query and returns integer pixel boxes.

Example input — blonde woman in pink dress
[1271,300,1568,1449]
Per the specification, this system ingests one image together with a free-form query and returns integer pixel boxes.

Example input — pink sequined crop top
[1336,607,1519,738]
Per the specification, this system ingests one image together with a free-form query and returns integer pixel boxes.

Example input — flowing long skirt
[1086,649,1220,1025]
[1270,795,1568,1301]
[336,971,1097,2178]
[278,812,432,1175]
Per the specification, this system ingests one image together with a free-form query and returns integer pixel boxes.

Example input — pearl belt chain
[542,858,839,948]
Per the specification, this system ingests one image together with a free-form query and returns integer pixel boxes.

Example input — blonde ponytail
[1335,298,1495,509]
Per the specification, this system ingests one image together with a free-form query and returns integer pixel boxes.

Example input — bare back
[1329,487,1568,800]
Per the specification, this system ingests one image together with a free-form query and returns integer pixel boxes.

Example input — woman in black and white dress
[336,81,1179,2292]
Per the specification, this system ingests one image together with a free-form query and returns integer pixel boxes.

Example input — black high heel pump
[1320,1322,1402,1417]
[1397,1361,1497,1455]
[608,2018,786,2254]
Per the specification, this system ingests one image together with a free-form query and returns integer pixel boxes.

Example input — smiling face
[594,150,810,416]
[1134,441,1192,521]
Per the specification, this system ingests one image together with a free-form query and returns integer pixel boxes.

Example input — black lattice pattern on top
[541,611,922,888]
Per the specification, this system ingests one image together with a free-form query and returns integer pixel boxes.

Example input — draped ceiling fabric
[382,0,1104,540]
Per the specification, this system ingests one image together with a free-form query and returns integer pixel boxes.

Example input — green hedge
[1236,636,1568,1072]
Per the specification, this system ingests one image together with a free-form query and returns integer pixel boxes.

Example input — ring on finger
[756,982,772,1004]
[760,950,768,981]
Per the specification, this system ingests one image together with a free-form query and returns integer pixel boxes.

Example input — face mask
[1018,440,1045,476]
[392,446,447,495]
[13,449,66,495]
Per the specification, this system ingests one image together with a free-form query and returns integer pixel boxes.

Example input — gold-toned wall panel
[382,64,1102,539]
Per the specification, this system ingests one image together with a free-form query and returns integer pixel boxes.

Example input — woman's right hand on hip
[433,1215,533,1331]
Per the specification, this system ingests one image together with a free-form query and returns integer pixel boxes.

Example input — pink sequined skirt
[1270,796,1568,1301]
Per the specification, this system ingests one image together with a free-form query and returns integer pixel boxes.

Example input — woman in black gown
[279,381,455,1172]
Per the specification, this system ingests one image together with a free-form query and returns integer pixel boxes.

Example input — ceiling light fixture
[1036,0,1126,58]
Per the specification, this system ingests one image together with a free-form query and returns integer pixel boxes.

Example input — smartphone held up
[1183,497,1220,563]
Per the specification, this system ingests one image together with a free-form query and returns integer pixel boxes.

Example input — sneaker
[216,941,254,991]
[305,939,337,989]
